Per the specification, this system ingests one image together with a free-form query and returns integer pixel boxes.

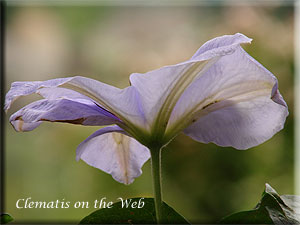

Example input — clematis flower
[5,33,288,186]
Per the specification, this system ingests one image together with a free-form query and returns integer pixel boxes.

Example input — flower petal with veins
[184,94,288,150]
[5,76,146,131]
[10,98,119,132]
[129,33,252,132]
[166,38,287,148]
[76,125,150,184]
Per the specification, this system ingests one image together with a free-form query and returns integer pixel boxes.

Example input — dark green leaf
[220,183,300,225]
[79,197,190,224]
[1,214,13,224]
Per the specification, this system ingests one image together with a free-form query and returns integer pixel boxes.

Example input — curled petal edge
[76,125,151,185]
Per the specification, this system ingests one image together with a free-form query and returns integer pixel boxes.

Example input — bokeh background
[4,1,294,223]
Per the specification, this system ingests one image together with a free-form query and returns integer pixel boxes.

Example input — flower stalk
[150,146,163,224]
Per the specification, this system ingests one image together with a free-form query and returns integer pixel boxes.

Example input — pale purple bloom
[5,33,288,184]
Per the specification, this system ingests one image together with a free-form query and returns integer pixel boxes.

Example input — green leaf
[1,214,13,224]
[79,197,190,224]
[220,183,300,224]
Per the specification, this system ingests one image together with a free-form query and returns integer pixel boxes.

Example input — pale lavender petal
[129,33,251,129]
[5,78,68,111]
[167,42,281,134]
[5,76,146,129]
[37,87,92,101]
[183,93,288,150]
[191,33,252,59]
[76,125,150,185]
[10,98,119,132]
[165,34,288,149]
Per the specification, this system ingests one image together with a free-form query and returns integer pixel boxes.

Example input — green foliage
[220,184,299,224]
[79,197,190,224]
[0,214,13,224]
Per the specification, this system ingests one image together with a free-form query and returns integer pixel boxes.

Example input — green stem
[150,146,163,224]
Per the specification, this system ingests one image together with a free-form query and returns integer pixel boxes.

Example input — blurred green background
[4,2,294,224]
